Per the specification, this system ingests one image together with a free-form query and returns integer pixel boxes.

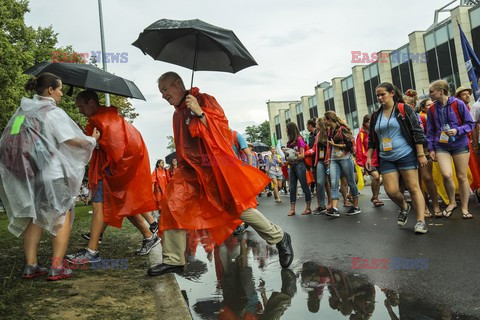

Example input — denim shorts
[91,179,104,203]
[435,145,470,156]
[380,152,418,174]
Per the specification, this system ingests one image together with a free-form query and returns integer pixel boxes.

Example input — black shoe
[280,269,297,297]
[147,263,184,276]
[475,189,480,205]
[276,232,294,268]
[233,224,246,235]
[149,221,159,234]
[267,191,273,197]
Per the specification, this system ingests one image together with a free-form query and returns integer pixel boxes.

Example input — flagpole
[98,0,110,106]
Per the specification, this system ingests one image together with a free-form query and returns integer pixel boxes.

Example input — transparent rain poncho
[0,95,96,236]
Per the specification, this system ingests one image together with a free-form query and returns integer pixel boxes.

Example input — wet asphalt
[175,188,480,319]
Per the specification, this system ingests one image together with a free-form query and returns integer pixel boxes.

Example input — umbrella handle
[190,33,200,90]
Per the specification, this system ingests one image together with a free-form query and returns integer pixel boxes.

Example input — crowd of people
[1,69,479,281]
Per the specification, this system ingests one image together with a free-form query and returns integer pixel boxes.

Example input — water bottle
[443,124,456,143]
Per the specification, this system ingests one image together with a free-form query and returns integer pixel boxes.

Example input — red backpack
[427,100,462,130]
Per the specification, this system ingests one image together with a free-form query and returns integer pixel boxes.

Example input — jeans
[289,161,312,203]
[316,161,327,206]
[329,156,359,200]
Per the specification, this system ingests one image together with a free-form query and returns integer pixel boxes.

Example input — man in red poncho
[67,90,159,264]
[148,72,293,276]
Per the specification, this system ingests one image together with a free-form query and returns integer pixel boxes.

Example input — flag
[458,23,480,100]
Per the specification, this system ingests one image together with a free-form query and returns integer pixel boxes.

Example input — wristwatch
[197,112,205,119]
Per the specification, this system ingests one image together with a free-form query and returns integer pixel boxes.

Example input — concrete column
[377,50,393,83]
[408,31,430,94]
[332,77,345,119]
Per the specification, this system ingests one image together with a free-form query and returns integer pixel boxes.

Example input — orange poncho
[86,106,156,227]
[160,88,270,244]
[152,167,169,210]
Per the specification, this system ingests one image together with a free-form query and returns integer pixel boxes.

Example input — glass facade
[470,6,480,56]
[285,110,291,127]
[324,87,335,112]
[390,45,416,94]
[274,115,282,140]
[363,63,380,114]
[424,21,460,95]
[341,76,359,132]
[308,95,318,119]
[295,103,305,131]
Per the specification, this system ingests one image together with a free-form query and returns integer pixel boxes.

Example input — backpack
[0,108,52,179]
[231,130,247,161]
[427,100,462,131]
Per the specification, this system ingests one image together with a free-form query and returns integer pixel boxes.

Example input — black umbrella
[132,18,257,87]
[252,141,269,153]
[165,151,177,164]
[24,62,146,100]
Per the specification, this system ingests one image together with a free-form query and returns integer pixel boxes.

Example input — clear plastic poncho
[0,95,96,236]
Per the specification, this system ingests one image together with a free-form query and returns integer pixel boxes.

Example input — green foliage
[0,0,138,135]
[166,135,175,152]
[244,121,271,146]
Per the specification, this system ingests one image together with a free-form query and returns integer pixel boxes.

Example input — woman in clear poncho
[0,73,100,280]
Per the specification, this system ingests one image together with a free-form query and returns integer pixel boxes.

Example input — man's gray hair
[157,72,185,89]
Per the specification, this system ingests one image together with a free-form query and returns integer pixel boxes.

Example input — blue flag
[459,23,480,100]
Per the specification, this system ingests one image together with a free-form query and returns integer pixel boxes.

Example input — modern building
[267,1,480,146]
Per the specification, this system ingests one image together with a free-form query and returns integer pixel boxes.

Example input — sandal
[302,209,312,215]
[287,210,295,216]
[276,199,282,203]
[343,200,353,207]
[371,197,384,207]
[442,206,457,218]
[424,210,433,218]
[434,210,443,218]
[463,212,473,219]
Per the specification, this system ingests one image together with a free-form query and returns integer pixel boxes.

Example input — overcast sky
[25,0,450,168]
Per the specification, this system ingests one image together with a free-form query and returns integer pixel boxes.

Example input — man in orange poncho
[148,72,293,276]
[67,90,159,264]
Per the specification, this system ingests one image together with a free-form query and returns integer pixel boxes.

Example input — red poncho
[152,167,170,210]
[160,88,270,244]
[86,106,156,227]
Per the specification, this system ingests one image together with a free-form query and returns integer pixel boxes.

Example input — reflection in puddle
[176,230,478,319]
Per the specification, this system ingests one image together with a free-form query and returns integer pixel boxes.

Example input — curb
[148,244,192,319]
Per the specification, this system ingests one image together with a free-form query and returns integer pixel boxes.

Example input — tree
[0,0,138,134]
[166,135,175,152]
[244,121,271,146]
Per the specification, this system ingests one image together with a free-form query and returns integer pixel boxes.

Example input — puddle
[176,230,479,319]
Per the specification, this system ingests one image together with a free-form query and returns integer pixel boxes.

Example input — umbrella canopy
[165,151,177,165]
[24,62,146,100]
[251,141,269,153]
[132,19,257,86]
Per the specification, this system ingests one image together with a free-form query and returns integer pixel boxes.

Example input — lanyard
[378,106,395,138]
[437,103,449,128]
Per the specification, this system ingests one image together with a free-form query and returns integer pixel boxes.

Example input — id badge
[439,131,449,144]
[275,167,279,172]
[382,138,393,151]
[335,149,343,158]
[319,150,325,159]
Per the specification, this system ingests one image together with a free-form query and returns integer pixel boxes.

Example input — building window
[341,76,359,133]
[424,22,459,95]
[274,115,281,140]
[308,95,318,119]
[364,63,381,114]
[390,45,416,94]
[285,110,291,127]
[470,6,480,54]
[324,87,335,112]
[295,103,305,131]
